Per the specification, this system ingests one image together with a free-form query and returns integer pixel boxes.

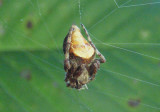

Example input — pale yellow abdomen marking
[70,31,94,59]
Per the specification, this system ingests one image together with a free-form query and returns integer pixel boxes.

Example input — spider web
[79,0,160,111]
[0,0,160,112]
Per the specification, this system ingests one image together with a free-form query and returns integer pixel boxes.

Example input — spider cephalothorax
[63,24,106,90]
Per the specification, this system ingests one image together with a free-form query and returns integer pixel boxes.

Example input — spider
[63,24,106,90]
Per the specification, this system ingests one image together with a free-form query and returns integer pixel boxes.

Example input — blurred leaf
[0,0,160,112]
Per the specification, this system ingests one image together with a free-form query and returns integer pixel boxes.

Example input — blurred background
[0,0,160,112]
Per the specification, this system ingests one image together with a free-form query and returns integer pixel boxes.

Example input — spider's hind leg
[89,59,100,80]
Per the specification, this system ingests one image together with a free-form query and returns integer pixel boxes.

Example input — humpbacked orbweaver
[63,24,106,90]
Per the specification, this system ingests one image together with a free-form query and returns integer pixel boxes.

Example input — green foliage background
[0,0,160,112]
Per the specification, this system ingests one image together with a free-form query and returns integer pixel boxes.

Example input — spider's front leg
[81,24,106,63]
[89,59,100,80]
[64,27,74,72]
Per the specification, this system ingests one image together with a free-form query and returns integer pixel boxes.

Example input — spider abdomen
[70,30,94,59]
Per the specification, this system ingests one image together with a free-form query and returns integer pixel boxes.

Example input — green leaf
[0,0,160,112]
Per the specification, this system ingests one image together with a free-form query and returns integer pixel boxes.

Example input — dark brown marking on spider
[128,99,141,108]
[20,69,32,81]
[26,20,33,29]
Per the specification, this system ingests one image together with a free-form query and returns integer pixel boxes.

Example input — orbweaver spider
[63,24,106,90]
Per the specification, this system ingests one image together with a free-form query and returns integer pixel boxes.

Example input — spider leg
[89,59,100,80]
[64,27,74,72]
[81,24,106,63]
